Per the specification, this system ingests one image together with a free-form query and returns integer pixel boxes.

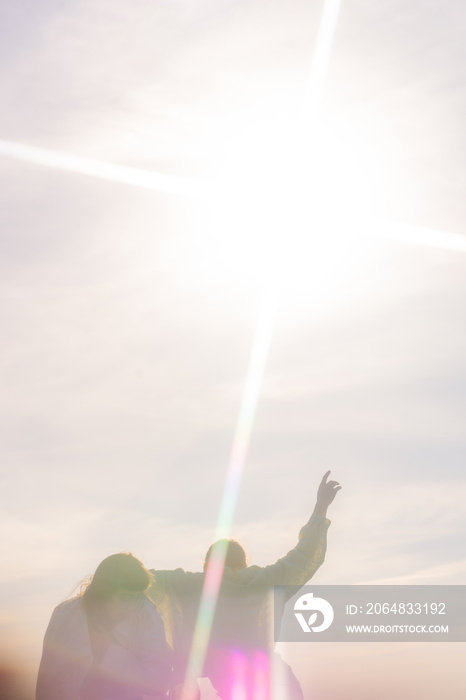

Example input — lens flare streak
[179,7,346,699]
[0,139,210,200]
[304,0,342,116]
[1,139,465,254]
[179,297,276,699]
[369,217,466,252]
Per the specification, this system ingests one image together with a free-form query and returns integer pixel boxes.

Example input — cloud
[362,557,466,585]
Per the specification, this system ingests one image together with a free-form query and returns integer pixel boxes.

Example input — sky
[1,1,466,698]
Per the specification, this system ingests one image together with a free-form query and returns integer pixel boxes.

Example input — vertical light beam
[215,295,276,541]
[303,0,342,118]
[180,295,276,699]
[181,3,343,698]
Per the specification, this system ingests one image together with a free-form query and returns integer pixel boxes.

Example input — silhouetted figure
[36,553,172,700]
[147,471,341,699]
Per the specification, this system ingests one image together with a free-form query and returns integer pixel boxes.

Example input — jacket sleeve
[35,604,72,700]
[121,598,173,697]
[146,569,186,650]
[261,513,331,586]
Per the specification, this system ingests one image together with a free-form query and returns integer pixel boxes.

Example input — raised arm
[312,470,341,519]
[262,471,341,586]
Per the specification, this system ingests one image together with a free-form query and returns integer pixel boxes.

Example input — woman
[36,553,172,700]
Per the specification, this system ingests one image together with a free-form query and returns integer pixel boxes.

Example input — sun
[192,113,391,306]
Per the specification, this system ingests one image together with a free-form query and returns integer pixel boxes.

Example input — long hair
[81,553,152,628]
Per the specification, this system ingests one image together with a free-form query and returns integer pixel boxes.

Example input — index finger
[320,470,331,485]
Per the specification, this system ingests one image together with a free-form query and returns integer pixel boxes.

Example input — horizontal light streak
[1,139,465,254]
[0,139,210,200]
[370,217,466,253]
